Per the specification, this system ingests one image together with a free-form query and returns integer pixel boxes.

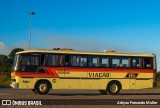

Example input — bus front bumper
[10,82,19,89]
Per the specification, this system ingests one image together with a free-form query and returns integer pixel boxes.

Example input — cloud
[0,42,13,55]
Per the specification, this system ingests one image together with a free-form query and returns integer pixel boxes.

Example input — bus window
[70,55,87,67]
[13,54,18,67]
[100,57,109,67]
[81,57,87,67]
[40,54,45,66]
[131,58,142,68]
[121,58,129,68]
[64,55,70,66]
[12,54,19,72]
[20,55,39,66]
[143,58,153,69]
[52,55,61,66]
[89,56,109,67]
[112,57,120,67]
[19,54,40,72]
[44,54,62,66]
[112,57,129,68]
[89,57,98,67]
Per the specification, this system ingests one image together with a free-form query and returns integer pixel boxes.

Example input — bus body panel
[12,67,155,90]
[15,77,154,90]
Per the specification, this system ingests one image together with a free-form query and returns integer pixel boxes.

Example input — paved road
[0,88,160,108]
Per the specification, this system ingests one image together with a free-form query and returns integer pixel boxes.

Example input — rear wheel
[107,82,121,95]
[34,81,50,95]
[99,90,107,95]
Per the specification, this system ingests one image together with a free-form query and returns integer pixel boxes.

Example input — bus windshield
[13,54,18,67]
[12,54,19,72]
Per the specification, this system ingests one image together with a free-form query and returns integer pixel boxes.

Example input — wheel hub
[39,84,47,92]
[110,84,118,93]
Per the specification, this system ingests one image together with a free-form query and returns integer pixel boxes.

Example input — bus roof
[16,49,155,57]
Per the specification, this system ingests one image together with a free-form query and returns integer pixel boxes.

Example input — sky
[0,0,160,69]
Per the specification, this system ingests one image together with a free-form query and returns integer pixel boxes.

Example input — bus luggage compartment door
[129,79,136,89]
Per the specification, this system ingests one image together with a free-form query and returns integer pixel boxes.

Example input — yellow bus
[10,48,157,95]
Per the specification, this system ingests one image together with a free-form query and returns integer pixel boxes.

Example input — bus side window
[43,54,51,66]
[143,58,153,69]
[121,58,129,68]
[131,58,142,68]
[146,64,151,68]
[80,57,87,67]
[69,55,87,67]
[92,57,97,67]
[100,57,109,67]
[43,54,62,66]
[60,55,64,66]
[41,54,45,66]
[89,56,100,67]
[112,57,120,68]
[65,55,70,66]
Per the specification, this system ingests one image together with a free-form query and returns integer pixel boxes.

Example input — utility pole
[28,12,35,50]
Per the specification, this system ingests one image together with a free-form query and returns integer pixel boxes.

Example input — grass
[156,78,160,88]
[0,75,11,88]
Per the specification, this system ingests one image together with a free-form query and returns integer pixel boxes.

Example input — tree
[8,48,24,63]
[0,55,7,72]
[1,48,24,77]
[158,71,160,76]
[53,48,61,50]
[0,55,12,76]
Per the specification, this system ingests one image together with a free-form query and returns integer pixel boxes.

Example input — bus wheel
[107,82,121,95]
[99,90,107,95]
[35,81,50,95]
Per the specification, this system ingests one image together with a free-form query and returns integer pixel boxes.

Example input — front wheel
[34,81,50,95]
[107,82,121,95]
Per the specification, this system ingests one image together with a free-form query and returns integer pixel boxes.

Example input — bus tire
[99,90,107,95]
[107,81,121,95]
[35,81,51,95]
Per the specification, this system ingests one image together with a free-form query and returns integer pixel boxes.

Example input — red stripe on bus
[51,67,155,73]
[12,68,156,77]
